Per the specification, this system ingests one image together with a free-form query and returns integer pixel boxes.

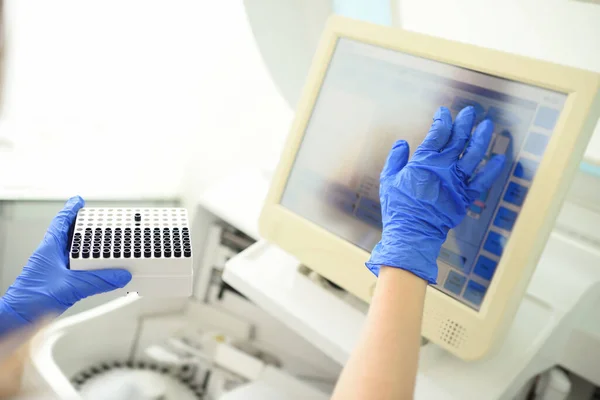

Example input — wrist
[379,265,429,284]
[366,228,445,284]
[0,298,31,337]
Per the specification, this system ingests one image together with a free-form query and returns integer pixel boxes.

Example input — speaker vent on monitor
[439,319,467,348]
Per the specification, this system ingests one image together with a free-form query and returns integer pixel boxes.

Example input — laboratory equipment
[69,208,193,297]
[24,209,338,399]
[259,16,600,360]
[72,362,203,400]
[243,0,332,108]
[244,0,399,108]
[24,296,329,400]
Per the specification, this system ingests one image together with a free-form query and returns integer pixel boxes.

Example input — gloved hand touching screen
[366,106,506,283]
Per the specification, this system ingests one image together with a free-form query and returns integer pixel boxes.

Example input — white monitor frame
[259,16,600,360]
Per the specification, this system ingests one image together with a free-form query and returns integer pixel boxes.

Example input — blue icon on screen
[463,280,487,306]
[524,133,549,156]
[494,207,518,231]
[444,270,467,295]
[473,256,498,280]
[503,182,528,206]
[534,107,560,130]
[484,231,508,257]
[514,158,539,182]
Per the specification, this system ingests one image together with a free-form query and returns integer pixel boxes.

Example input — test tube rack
[69,207,194,297]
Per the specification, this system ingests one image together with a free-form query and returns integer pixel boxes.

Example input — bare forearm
[332,267,427,400]
[0,345,26,398]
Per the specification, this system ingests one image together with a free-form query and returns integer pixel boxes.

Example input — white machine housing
[259,15,600,360]
[69,207,193,297]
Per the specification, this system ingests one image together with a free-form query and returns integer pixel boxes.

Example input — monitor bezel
[259,15,600,360]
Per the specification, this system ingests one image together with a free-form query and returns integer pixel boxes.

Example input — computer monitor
[259,16,600,360]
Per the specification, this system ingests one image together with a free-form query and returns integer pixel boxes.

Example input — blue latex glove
[0,196,132,336]
[366,106,506,284]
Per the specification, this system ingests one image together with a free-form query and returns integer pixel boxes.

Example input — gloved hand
[0,196,132,336]
[366,106,506,284]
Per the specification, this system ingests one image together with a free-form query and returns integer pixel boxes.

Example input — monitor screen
[280,38,567,310]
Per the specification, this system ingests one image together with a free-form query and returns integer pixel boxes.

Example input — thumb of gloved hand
[380,140,410,180]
